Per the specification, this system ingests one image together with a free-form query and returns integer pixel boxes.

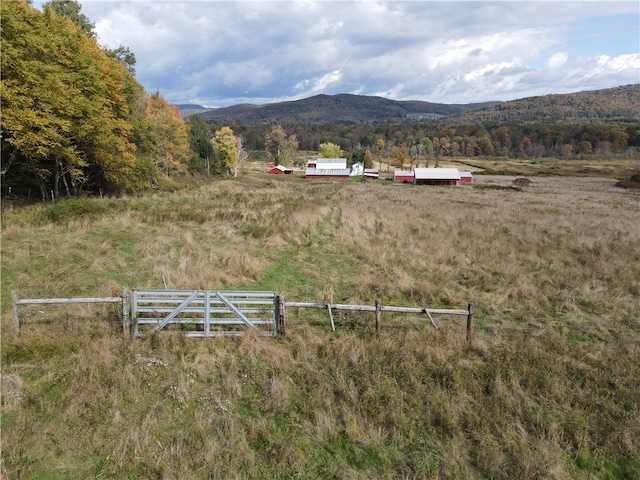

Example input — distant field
[248,154,640,181]
[2,164,639,479]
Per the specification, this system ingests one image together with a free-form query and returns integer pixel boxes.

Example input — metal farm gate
[131,290,278,337]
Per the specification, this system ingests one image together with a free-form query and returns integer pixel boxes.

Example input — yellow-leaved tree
[0,0,144,197]
[318,142,343,158]
[145,91,190,176]
[211,127,237,175]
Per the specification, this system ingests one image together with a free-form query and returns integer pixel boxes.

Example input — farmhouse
[269,165,293,175]
[414,168,461,186]
[394,170,415,183]
[350,162,364,176]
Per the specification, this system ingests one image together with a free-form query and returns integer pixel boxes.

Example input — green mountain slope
[181,85,640,124]
[449,84,640,123]
[192,94,496,123]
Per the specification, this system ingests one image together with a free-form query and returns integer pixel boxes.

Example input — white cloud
[68,0,640,106]
[296,70,343,95]
[547,52,569,70]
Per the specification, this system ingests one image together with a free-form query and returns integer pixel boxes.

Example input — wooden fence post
[327,304,336,332]
[277,293,286,336]
[122,287,130,335]
[11,290,20,337]
[466,303,474,342]
[375,298,381,335]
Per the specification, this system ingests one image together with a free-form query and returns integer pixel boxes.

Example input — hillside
[181,85,640,124]
[191,94,496,123]
[450,84,640,123]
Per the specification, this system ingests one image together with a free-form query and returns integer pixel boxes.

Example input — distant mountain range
[177,84,640,124]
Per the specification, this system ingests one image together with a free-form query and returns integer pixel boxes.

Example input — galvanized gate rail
[11,289,130,337]
[131,290,278,337]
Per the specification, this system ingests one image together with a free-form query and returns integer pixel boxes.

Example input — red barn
[459,171,473,183]
[269,165,293,175]
[394,170,415,183]
[414,168,460,186]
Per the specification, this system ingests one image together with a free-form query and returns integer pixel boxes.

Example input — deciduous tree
[375,138,385,170]
[234,135,249,178]
[145,91,190,176]
[211,126,237,175]
[265,125,298,166]
[46,0,95,38]
[318,142,343,158]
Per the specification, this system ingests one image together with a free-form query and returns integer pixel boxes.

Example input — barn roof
[394,170,415,177]
[414,168,460,180]
[308,158,347,165]
[271,165,292,172]
[305,168,351,177]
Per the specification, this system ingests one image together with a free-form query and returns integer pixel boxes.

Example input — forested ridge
[450,84,640,123]
[193,94,498,124]
[190,85,640,125]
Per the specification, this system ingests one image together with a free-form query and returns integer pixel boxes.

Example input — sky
[37,0,640,107]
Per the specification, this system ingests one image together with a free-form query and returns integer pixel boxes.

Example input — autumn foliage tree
[211,127,237,175]
[145,91,190,176]
[318,142,343,158]
[1,1,142,197]
[1,0,195,199]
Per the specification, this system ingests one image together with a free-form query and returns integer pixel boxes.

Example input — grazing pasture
[1,168,639,479]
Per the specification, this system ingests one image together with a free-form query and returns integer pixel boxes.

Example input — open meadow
[2,163,640,479]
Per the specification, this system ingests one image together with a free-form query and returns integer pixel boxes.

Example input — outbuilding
[394,170,415,183]
[269,165,293,175]
[414,168,461,186]
[459,171,473,183]
[364,169,379,179]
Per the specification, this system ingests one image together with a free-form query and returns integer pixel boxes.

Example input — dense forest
[0,0,215,200]
[229,121,639,167]
[2,0,639,201]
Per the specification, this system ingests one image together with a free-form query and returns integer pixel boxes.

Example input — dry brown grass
[2,169,640,478]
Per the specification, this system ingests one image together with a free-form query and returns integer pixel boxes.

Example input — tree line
[228,120,639,166]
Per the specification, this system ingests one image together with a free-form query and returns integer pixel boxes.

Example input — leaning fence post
[11,290,20,337]
[466,303,474,342]
[375,298,381,335]
[327,304,336,332]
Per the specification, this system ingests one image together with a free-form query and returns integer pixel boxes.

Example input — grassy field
[2,160,640,479]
